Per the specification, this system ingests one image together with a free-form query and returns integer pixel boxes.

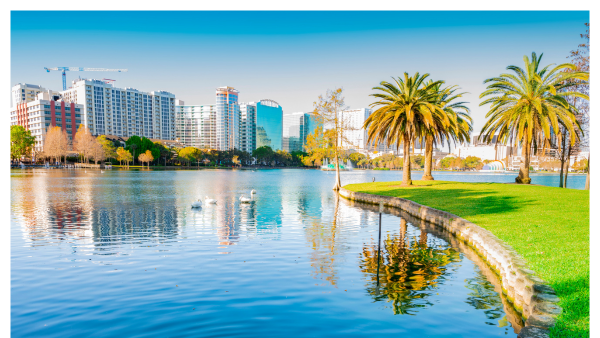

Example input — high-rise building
[215,86,240,150]
[255,99,283,151]
[10,91,84,152]
[61,79,176,139]
[175,100,217,149]
[239,103,256,153]
[11,83,49,108]
[282,112,316,152]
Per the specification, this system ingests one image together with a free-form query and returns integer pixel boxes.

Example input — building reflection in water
[360,218,461,315]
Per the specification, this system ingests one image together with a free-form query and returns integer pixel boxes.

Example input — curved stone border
[339,188,561,338]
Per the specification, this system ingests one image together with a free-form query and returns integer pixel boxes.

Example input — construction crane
[44,67,128,90]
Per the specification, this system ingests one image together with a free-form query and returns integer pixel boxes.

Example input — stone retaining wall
[339,188,561,338]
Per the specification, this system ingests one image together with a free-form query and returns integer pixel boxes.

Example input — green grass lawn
[345,180,589,338]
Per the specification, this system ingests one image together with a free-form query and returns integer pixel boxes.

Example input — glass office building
[282,112,316,152]
[215,86,239,150]
[255,99,283,151]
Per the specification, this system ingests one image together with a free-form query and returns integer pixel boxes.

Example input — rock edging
[339,187,561,338]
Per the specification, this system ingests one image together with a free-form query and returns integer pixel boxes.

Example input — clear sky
[11,11,589,132]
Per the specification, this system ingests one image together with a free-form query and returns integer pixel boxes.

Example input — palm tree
[480,52,588,184]
[422,83,472,180]
[365,73,445,186]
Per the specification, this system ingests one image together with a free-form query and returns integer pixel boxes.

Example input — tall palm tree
[480,52,588,184]
[365,73,445,186]
[422,83,472,180]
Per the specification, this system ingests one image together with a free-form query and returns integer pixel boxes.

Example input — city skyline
[11,11,588,132]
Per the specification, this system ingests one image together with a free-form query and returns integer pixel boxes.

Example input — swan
[239,195,253,203]
[101,170,105,173]
[251,189,257,195]
[191,199,202,208]
[205,196,217,204]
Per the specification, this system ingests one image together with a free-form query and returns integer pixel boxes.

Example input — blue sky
[11,11,589,132]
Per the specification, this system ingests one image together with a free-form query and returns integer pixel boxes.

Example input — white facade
[10,91,84,152]
[61,79,176,139]
[11,83,49,108]
[239,102,256,153]
[175,100,218,149]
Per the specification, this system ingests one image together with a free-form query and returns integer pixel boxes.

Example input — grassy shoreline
[344,180,589,338]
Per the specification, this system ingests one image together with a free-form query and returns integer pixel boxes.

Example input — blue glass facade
[256,100,283,151]
[283,112,317,152]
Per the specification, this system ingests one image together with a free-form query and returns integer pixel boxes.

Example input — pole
[376,202,383,292]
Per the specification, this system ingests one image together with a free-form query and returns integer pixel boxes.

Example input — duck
[205,196,217,204]
[251,189,257,195]
[239,195,253,203]
[191,199,202,208]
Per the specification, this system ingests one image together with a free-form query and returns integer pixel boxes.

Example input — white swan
[205,196,217,204]
[239,195,253,203]
[191,199,202,208]
[101,170,105,173]
[251,189,257,195]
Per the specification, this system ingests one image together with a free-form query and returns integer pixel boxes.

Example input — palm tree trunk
[402,135,412,186]
[423,134,434,180]
[564,143,572,188]
[585,155,590,190]
[559,133,567,188]
[516,136,531,184]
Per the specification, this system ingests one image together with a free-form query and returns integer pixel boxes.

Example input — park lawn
[344,180,589,338]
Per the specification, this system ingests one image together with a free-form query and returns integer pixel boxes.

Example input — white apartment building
[10,91,84,152]
[239,102,256,153]
[12,83,52,108]
[61,79,176,139]
[175,100,218,149]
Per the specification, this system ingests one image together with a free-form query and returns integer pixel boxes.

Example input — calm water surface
[11,169,533,337]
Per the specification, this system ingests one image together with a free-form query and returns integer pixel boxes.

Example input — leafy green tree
[97,135,117,161]
[253,146,274,165]
[365,73,445,186]
[463,156,482,170]
[178,147,199,167]
[11,125,35,162]
[479,52,588,184]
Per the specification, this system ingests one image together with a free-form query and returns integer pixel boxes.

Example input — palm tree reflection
[360,218,460,315]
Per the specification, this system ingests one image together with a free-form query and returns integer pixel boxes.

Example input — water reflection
[11,169,521,337]
[360,218,461,314]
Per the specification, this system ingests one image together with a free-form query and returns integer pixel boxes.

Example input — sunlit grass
[345,180,589,338]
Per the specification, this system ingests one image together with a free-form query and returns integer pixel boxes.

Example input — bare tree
[311,88,355,191]
[73,124,95,163]
[43,126,69,165]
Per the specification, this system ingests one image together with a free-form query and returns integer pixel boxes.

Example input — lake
[11,168,567,337]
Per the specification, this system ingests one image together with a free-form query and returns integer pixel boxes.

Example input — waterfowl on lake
[205,196,217,204]
[191,199,202,208]
[239,195,253,203]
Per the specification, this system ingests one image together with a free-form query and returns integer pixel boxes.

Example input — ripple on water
[11,169,519,337]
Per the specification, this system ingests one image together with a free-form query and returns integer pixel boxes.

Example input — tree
[116,147,131,167]
[252,146,274,165]
[178,147,198,167]
[566,23,590,190]
[73,124,95,163]
[10,125,36,162]
[302,126,334,167]
[44,126,69,164]
[463,156,481,170]
[365,73,444,186]
[97,135,116,161]
[479,52,588,184]
[138,150,154,168]
[422,82,472,180]
[311,88,355,190]
[232,155,240,167]
[89,139,105,165]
